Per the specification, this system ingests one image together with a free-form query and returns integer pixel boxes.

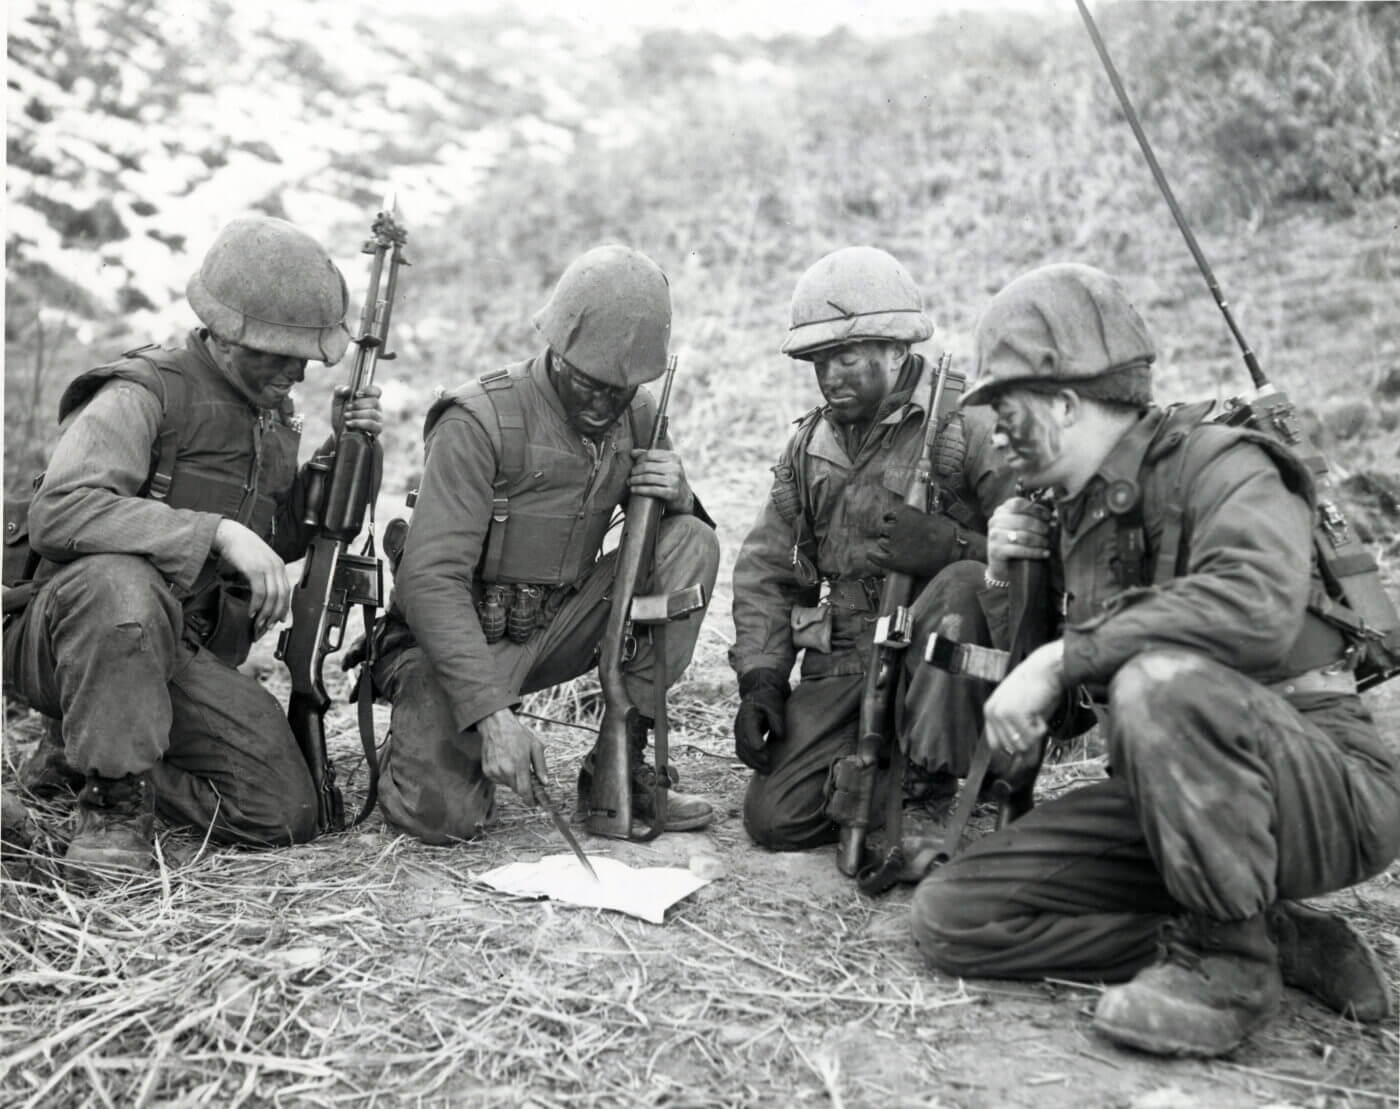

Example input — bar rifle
[276,199,408,832]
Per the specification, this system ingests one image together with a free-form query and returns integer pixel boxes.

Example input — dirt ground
[6,457,1396,1107]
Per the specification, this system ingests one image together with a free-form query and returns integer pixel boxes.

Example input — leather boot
[17,718,85,798]
[576,716,714,833]
[63,773,156,885]
[1094,913,1282,1057]
[1268,900,1394,1022]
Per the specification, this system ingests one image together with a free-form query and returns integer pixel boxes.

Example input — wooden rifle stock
[586,357,678,840]
[276,199,407,833]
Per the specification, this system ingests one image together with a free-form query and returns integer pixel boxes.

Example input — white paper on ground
[475,853,710,924]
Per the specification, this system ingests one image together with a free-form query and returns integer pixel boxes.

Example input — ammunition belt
[825,577,882,613]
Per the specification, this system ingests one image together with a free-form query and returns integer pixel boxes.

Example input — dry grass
[6,9,1400,1107]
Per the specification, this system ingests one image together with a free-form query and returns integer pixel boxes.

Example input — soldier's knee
[912,559,987,623]
[383,788,491,846]
[52,554,179,630]
[270,792,318,846]
[910,868,997,975]
[1109,649,1205,763]
[658,515,721,575]
[742,788,834,851]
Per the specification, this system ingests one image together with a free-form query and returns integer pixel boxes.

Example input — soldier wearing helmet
[4,216,384,882]
[367,245,720,843]
[728,246,1017,856]
[912,263,1399,1056]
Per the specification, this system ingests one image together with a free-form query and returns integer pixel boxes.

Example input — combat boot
[576,716,714,833]
[1268,900,1394,1022]
[63,773,156,886]
[17,718,85,798]
[1094,913,1282,1057]
[626,714,713,832]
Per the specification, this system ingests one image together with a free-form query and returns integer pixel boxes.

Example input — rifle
[585,357,707,840]
[831,353,956,893]
[276,199,408,833]
[924,535,1059,868]
[1075,0,1399,686]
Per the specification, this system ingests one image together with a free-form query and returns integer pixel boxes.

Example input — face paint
[991,391,1064,484]
[208,336,308,409]
[550,354,637,440]
[811,341,905,426]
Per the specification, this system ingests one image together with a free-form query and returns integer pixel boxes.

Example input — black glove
[734,668,789,775]
[871,503,985,577]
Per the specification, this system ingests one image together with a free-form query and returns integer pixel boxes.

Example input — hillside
[4,3,1399,1106]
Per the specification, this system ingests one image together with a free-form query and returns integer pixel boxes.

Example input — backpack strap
[120,345,188,502]
[477,369,526,584]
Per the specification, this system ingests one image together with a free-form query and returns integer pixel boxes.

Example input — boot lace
[1157,920,1205,974]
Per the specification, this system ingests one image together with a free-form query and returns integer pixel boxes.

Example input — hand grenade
[478,585,506,643]
[507,584,543,643]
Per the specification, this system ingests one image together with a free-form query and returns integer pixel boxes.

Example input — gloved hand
[734,668,789,774]
[871,502,984,578]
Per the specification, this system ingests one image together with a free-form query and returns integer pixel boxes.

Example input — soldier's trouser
[2,554,316,846]
[373,516,719,844]
[911,649,1400,982]
[743,560,992,851]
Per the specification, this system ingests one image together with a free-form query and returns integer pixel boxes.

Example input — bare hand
[986,496,1052,580]
[333,383,384,438]
[478,708,547,802]
[983,640,1064,772]
[628,448,693,512]
[213,519,292,638]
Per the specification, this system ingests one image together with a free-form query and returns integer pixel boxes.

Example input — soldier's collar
[1071,406,1167,509]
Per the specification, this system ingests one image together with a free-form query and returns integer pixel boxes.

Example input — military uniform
[3,330,325,845]
[730,354,1013,849]
[912,403,1400,975]
[373,351,720,844]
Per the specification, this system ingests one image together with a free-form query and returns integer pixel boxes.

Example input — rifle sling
[934,737,993,867]
[350,449,386,827]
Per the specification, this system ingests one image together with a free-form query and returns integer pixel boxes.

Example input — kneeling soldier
[911,263,1399,1055]
[5,217,383,881]
[371,245,720,844]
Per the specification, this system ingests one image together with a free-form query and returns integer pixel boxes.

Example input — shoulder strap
[478,368,525,584]
[57,344,190,503]
[122,346,188,502]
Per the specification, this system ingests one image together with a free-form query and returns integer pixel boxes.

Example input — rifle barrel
[1074,0,1266,389]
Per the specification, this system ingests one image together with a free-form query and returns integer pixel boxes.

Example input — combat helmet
[782,246,934,360]
[964,263,1155,407]
[187,216,351,364]
[532,245,672,387]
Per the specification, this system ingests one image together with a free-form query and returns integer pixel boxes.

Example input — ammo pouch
[824,753,874,827]
[790,602,833,653]
[183,579,254,667]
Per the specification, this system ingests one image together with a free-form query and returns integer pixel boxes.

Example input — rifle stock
[276,199,407,834]
[586,357,677,840]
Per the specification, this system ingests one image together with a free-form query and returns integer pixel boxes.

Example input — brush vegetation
[4,4,1399,1106]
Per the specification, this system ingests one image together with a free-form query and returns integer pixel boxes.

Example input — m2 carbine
[585,356,707,840]
[1076,0,1399,688]
[276,200,408,833]
[831,353,959,894]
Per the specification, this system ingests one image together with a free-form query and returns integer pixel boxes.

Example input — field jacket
[730,354,1014,681]
[394,350,698,731]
